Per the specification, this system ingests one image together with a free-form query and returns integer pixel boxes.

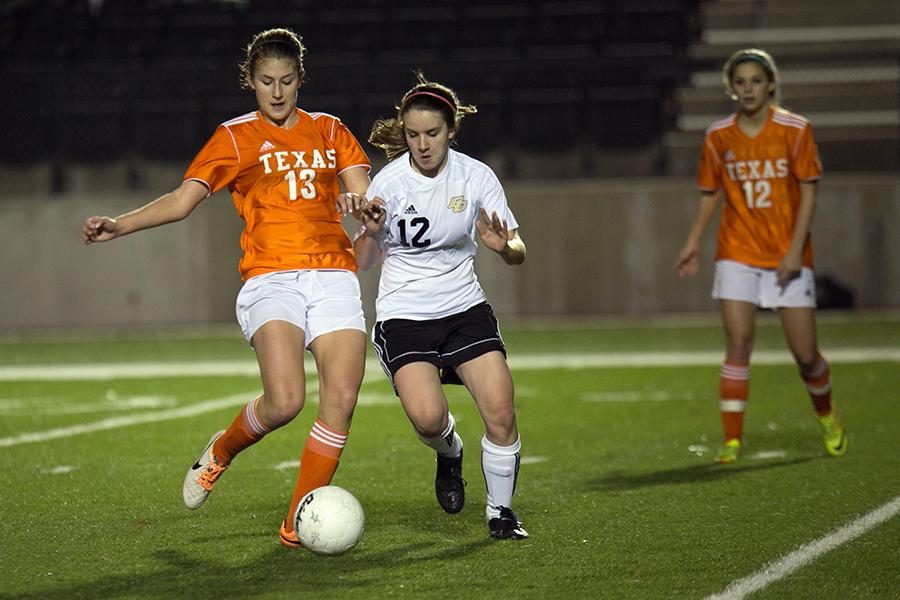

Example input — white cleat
[182,430,227,510]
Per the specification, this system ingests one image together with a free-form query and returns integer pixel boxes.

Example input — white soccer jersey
[365,149,518,321]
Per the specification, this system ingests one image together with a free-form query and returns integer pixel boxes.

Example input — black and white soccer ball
[294,485,365,555]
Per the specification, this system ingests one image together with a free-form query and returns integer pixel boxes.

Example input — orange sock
[284,419,347,532]
[719,361,749,441]
[802,352,833,416]
[212,396,271,466]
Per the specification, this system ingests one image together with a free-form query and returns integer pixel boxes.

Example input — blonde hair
[369,71,477,161]
[722,48,781,106]
[239,28,306,90]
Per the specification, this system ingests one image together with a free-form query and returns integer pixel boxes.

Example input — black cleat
[489,506,529,540]
[435,450,465,513]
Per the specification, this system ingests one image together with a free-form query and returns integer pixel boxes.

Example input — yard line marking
[706,494,900,600]
[0,392,254,448]
[511,348,900,370]
[0,387,404,449]
[356,392,398,406]
[0,387,401,449]
[0,395,177,415]
[1,347,897,381]
[0,360,263,381]
[274,460,301,471]
[581,390,697,402]
[41,465,76,475]
[749,450,787,460]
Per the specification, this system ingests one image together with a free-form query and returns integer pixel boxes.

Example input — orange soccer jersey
[184,109,371,280]
[697,105,823,269]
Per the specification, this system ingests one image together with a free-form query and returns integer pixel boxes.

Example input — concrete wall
[1,171,896,331]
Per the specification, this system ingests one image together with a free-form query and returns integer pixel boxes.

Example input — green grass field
[1,314,898,599]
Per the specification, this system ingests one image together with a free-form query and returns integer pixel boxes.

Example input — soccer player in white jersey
[352,73,529,540]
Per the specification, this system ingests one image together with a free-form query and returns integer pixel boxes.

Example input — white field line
[0,391,402,449]
[0,392,252,448]
[1,346,896,448]
[706,494,900,600]
[581,390,696,402]
[1,347,898,381]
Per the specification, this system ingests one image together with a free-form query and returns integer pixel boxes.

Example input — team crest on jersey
[447,196,467,213]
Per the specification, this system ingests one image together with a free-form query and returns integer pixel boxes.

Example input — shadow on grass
[2,504,495,600]
[587,456,819,492]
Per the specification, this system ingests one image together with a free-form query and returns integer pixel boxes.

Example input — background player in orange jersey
[674,48,847,464]
[82,28,373,548]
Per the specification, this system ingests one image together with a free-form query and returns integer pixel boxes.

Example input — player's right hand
[674,243,699,278]
[82,216,118,244]
[360,197,386,234]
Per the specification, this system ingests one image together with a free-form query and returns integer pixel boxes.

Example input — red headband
[402,90,456,114]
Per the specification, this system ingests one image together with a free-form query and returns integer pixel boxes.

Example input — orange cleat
[279,519,302,549]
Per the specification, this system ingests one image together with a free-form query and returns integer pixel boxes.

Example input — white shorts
[235,269,365,348]
[712,260,817,309]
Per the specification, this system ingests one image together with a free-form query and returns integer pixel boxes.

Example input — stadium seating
[0,0,701,179]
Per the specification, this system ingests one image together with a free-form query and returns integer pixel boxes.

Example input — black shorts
[371,302,507,390]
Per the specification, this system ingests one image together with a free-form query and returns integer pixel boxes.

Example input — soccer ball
[294,485,365,555]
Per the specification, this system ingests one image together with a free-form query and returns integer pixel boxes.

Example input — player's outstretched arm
[82,180,209,245]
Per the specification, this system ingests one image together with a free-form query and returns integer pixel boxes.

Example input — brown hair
[239,28,306,89]
[722,48,781,105]
[369,71,477,161]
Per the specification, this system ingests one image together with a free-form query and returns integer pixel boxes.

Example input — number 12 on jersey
[742,180,772,209]
[398,217,431,248]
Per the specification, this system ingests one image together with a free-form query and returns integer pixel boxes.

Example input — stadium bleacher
[1,0,895,184]
[0,0,699,182]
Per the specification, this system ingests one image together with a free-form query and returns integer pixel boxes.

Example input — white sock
[481,435,521,520]
[417,412,463,458]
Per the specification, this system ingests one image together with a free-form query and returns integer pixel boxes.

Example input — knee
[725,339,753,362]
[318,381,360,414]
[795,352,821,375]
[259,388,304,427]
[410,408,448,439]
[483,406,517,443]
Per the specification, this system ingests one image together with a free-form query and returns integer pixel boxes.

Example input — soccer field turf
[1,314,898,599]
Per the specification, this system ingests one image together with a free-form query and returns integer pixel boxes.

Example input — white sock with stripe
[418,412,463,458]
[482,435,521,520]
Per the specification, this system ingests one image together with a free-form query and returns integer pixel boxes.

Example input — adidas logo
[404,205,418,215]
[724,149,736,161]
[259,140,276,152]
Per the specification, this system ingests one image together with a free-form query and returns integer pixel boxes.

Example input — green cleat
[818,412,847,457]
[715,438,741,464]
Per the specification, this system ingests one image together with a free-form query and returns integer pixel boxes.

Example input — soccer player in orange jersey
[82,28,373,547]
[674,48,847,464]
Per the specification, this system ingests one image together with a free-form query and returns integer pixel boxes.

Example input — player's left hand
[777,253,802,288]
[475,208,509,254]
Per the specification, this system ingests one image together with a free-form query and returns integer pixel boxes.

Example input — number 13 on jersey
[284,168,317,201]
